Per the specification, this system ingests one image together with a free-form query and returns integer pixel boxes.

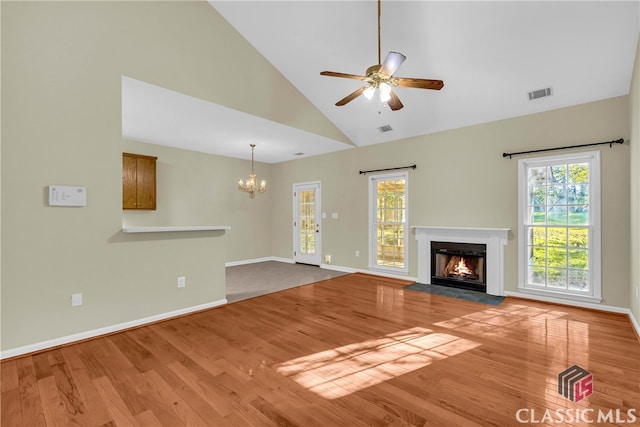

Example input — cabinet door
[136,157,156,210]
[122,153,157,210]
[122,154,138,209]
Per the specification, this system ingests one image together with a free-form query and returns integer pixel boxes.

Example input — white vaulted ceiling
[123,1,640,163]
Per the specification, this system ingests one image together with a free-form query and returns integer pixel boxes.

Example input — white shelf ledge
[122,226,231,233]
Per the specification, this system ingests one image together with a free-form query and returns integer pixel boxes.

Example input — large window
[369,173,408,273]
[518,151,601,302]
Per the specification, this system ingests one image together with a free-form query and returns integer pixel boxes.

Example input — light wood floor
[2,273,639,426]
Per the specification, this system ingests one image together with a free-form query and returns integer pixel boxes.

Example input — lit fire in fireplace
[454,258,473,277]
[443,256,478,279]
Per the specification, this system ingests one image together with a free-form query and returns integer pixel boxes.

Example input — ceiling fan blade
[335,86,367,106]
[387,90,404,111]
[379,51,406,76]
[321,71,366,80]
[395,77,444,90]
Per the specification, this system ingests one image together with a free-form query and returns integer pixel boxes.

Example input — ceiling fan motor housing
[365,64,396,89]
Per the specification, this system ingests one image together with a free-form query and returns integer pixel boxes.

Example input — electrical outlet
[177,276,186,288]
[71,293,82,307]
[323,255,332,264]
[355,250,360,257]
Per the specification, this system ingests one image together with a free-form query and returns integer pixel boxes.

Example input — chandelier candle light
[238,144,266,198]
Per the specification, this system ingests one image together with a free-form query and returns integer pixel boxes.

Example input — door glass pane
[299,190,315,255]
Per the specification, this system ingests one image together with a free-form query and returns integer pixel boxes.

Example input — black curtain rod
[359,164,417,175]
[503,138,624,159]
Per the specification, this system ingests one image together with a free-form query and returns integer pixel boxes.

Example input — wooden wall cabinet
[123,152,157,210]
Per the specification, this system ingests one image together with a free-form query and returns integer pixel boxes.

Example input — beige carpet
[225,261,349,303]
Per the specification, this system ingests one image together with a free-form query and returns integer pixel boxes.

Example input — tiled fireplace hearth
[413,226,509,296]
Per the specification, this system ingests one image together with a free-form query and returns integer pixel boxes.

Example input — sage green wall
[0,1,337,352]
[272,96,631,308]
[630,34,640,326]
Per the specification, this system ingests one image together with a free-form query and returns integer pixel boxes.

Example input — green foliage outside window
[526,162,590,291]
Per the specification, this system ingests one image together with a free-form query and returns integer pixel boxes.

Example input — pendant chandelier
[237,144,266,198]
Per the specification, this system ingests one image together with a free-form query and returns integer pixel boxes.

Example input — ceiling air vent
[378,124,393,133]
[528,87,552,100]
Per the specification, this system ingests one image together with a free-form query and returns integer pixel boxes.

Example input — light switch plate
[71,293,83,306]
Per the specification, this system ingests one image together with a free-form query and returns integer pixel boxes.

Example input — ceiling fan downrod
[377,0,382,66]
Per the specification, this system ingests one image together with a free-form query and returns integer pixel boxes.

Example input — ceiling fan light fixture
[379,83,392,103]
[363,86,376,100]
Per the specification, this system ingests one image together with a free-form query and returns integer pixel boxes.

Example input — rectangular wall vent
[528,87,552,100]
[378,125,393,133]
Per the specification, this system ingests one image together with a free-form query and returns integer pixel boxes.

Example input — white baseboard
[320,263,358,273]
[628,310,640,341]
[0,298,227,360]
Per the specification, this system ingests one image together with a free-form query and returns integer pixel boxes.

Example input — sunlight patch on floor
[434,304,571,338]
[275,327,480,399]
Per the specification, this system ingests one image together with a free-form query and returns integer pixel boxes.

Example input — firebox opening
[431,241,487,292]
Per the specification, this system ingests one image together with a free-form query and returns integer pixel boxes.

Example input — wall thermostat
[49,185,87,207]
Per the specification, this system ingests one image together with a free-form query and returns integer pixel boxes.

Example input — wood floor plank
[92,376,139,427]
[60,345,114,427]
[16,356,47,427]
[167,359,236,418]
[1,360,19,393]
[48,349,87,420]
[1,388,24,427]
[134,409,164,427]
[37,376,78,427]
[2,273,640,426]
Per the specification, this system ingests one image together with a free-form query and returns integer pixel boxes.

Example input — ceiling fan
[320,0,444,111]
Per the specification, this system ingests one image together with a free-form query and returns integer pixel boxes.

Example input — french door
[293,182,321,265]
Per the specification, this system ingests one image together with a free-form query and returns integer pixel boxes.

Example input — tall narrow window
[518,151,601,302]
[369,173,408,273]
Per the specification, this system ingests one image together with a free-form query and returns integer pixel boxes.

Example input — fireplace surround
[413,226,509,296]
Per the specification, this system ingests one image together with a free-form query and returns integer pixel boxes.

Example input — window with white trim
[518,151,601,301]
[369,172,408,273]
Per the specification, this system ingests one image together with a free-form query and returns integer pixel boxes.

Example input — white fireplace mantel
[412,226,509,296]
